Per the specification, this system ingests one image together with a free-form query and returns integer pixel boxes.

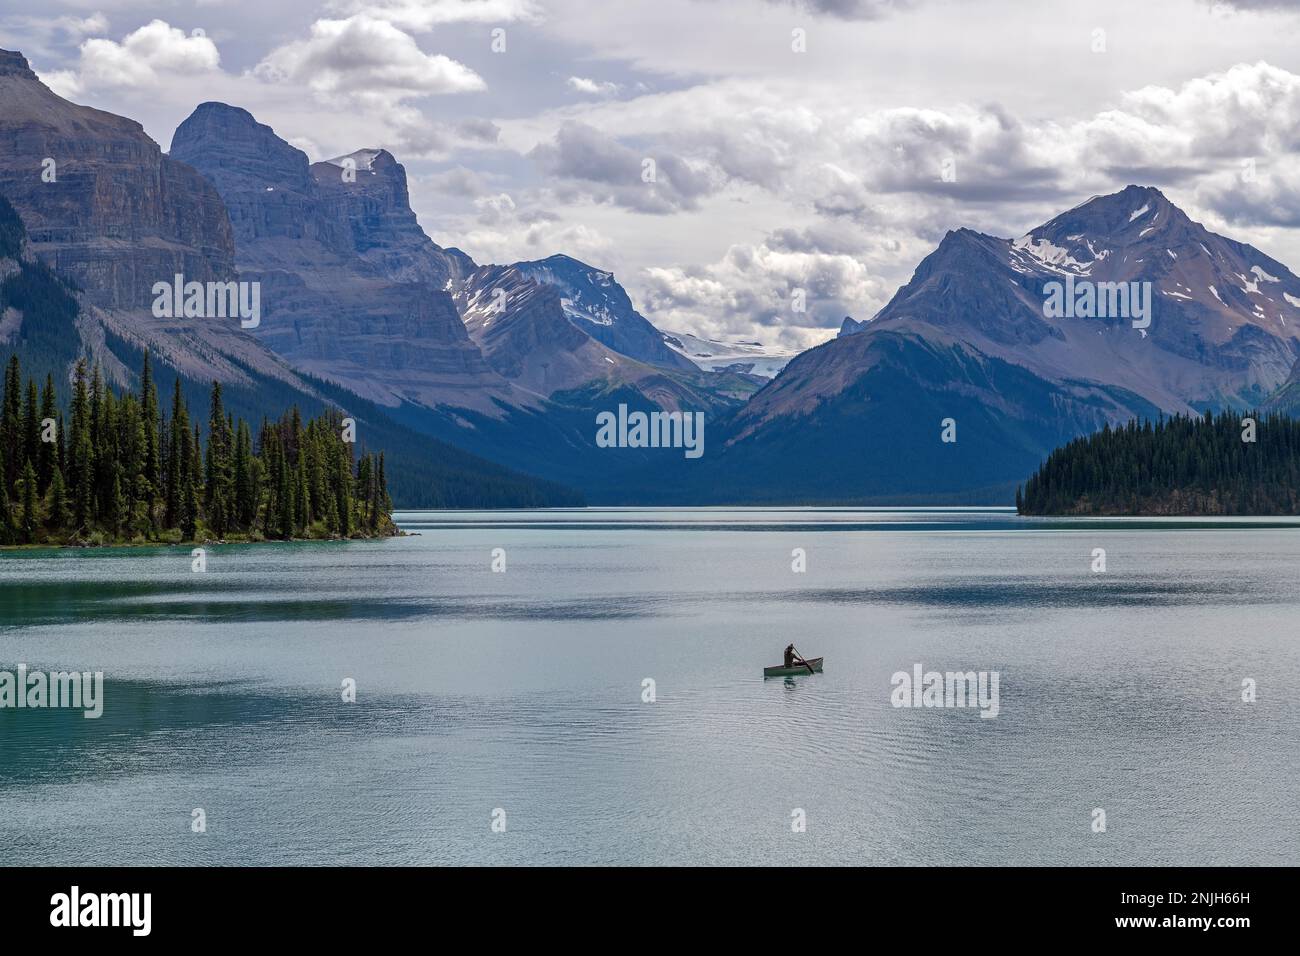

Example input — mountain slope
[646,186,1300,503]
[167,100,755,497]
[511,254,696,370]
[0,56,580,508]
[0,50,309,397]
[170,102,515,414]
[453,262,754,411]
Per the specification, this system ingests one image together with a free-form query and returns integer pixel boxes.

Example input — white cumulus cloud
[254,15,485,97]
[325,0,542,30]
[57,19,220,91]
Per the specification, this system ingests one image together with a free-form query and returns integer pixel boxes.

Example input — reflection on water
[0,509,1295,865]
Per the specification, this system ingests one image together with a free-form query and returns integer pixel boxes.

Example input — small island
[1017,410,1300,516]
[0,351,395,547]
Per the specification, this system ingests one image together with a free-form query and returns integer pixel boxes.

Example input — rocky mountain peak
[170,101,509,411]
[172,102,314,195]
[1016,185,1194,270]
[0,52,236,313]
[510,253,695,370]
[0,49,36,80]
[321,148,394,175]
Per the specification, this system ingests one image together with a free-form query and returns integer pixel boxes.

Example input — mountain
[837,317,866,337]
[511,254,696,370]
[0,50,303,396]
[170,103,513,413]
[660,186,1300,503]
[164,99,769,499]
[0,54,580,508]
[661,329,796,377]
[453,262,755,408]
[170,103,757,453]
[18,49,1294,508]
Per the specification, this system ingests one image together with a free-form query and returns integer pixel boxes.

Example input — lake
[0,508,1295,865]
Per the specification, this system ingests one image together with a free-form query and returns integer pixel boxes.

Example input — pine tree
[140,348,160,497]
[205,381,232,538]
[335,440,352,538]
[377,452,391,516]
[295,452,311,534]
[165,378,187,529]
[18,459,38,543]
[69,361,93,532]
[2,350,395,545]
[1,354,21,492]
[0,477,12,546]
[277,441,294,540]
[37,374,57,495]
[190,422,203,537]
[47,465,70,531]
[22,378,39,478]
[233,420,254,529]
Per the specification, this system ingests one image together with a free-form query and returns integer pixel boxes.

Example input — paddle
[791,644,816,675]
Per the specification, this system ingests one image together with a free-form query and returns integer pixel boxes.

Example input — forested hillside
[1018,411,1300,515]
[0,193,583,512]
[0,350,394,545]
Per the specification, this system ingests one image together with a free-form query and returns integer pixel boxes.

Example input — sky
[2,0,1300,350]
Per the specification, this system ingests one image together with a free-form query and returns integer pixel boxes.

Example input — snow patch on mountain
[323,148,383,172]
[1011,235,1091,274]
[662,329,796,378]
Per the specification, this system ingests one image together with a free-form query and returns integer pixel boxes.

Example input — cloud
[1204,0,1300,11]
[59,19,220,90]
[325,0,543,30]
[474,192,518,224]
[641,238,894,348]
[567,76,620,96]
[1109,61,1300,159]
[254,15,484,97]
[762,0,913,19]
[455,118,501,143]
[449,212,614,267]
[499,56,1300,345]
[419,166,491,196]
[529,121,721,213]
[1196,156,1300,228]
[57,13,110,39]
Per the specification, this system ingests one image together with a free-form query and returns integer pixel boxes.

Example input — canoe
[763,657,823,678]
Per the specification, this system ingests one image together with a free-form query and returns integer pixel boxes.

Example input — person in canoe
[764,646,822,677]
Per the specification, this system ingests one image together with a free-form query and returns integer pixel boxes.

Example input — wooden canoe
[763,657,823,678]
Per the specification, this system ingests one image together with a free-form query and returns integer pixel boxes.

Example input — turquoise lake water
[0,508,1295,865]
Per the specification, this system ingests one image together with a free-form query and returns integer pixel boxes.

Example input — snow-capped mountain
[511,254,696,371]
[661,329,797,378]
[672,186,1300,503]
[452,261,761,413]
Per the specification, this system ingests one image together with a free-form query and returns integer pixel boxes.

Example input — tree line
[1017,410,1300,515]
[0,350,394,545]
